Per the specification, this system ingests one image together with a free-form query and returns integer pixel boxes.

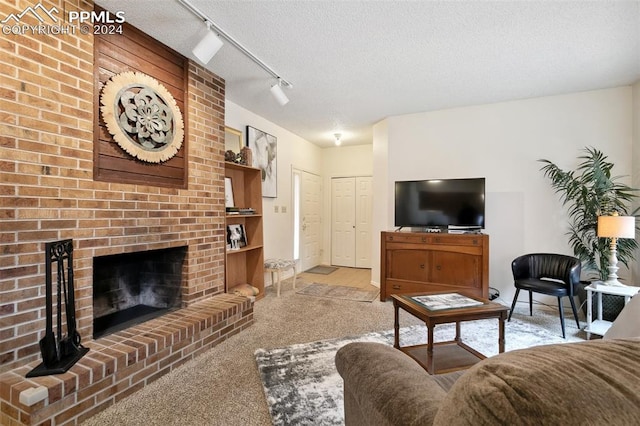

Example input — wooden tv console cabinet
[380,231,489,301]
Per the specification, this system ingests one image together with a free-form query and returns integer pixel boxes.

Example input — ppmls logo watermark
[1,3,125,36]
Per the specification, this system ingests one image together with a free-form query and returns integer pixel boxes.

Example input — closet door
[355,177,372,268]
[331,176,372,268]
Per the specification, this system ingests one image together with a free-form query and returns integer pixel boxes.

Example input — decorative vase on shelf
[240,147,252,166]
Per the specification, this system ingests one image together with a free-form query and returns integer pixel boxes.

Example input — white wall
[373,87,634,302]
[632,80,640,283]
[371,120,389,286]
[321,145,374,265]
[225,101,322,285]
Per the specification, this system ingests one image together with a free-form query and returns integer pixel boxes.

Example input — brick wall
[0,0,227,373]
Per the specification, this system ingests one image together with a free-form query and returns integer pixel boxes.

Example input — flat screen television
[394,178,485,229]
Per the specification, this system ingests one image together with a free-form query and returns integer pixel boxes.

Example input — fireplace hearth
[93,246,186,338]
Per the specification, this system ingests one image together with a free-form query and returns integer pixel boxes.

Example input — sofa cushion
[604,293,640,339]
[336,342,451,425]
[433,338,640,425]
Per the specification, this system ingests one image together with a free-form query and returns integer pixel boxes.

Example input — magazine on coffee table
[411,293,484,311]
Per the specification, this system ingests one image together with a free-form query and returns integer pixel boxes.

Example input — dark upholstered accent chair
[508,253,581,338]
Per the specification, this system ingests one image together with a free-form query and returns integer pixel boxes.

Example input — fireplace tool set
[27,239,89,377]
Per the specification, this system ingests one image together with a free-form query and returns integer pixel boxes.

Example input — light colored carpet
[305,265,338,275]
[296,283,379,302]
[80,279,587,426]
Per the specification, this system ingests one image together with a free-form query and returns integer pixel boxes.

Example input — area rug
[296,283,379,302]
[305,265,338,274]
[255,317,583,426]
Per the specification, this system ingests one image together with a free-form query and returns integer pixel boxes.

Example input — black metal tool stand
[27,239,89,377]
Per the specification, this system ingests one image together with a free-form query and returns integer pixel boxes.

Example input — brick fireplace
[0,0,253,424]
[92,246,187,339]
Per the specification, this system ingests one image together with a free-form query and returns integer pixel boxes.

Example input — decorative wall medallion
[100,71,184,163]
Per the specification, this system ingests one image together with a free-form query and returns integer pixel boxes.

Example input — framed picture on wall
[246,126,277,197]
[226,224,247,250]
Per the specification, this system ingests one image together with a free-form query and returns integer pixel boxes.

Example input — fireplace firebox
[92,246,186,339]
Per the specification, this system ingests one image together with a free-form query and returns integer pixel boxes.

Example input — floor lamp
[597,212,636,286]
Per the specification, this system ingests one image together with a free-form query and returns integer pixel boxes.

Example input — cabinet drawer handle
[388,236,394,241]
[436,265,441,270]
[420,264,425,269]
[421,237,427,242]
[392,285,401,290]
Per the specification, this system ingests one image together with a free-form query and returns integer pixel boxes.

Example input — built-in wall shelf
[224,162,265,298]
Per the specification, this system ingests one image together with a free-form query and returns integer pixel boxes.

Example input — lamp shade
[192,30,223,64]
[597,215,635,239]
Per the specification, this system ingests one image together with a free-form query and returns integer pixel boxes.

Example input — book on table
[411,293,484,311]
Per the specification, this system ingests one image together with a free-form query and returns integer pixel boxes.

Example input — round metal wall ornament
[100,71,184,163]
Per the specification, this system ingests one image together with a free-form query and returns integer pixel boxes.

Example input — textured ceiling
[95,0,640,147]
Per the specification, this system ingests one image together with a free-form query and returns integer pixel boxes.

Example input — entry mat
[305,265,338,275]
[296,283,379,302]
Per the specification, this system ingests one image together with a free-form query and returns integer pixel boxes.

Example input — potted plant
[539,147,639,320]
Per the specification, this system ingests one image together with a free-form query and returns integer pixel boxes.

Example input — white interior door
[355,177,373,268]
[331,176,373,268]
[331,178,356,266]
[299,171,322,271]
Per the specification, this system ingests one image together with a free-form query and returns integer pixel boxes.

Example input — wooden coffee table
[391,292,509,374]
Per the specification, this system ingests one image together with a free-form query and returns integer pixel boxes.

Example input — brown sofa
[336,295,640,425]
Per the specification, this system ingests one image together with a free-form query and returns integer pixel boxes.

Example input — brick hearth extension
[0,294,253,425]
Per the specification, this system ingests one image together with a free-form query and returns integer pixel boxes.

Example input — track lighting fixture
[334,133,342,146]
[270,79,290,106]
[178,0,293,105]
[192,22,224,64]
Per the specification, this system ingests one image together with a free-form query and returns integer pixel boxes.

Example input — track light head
[179,1,294,101]
[192,22,224,64]
[270,79,290,106]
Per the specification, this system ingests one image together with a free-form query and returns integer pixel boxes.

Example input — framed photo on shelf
[246,125,277,198]
[226,224,247,250]
[224,126,242,153]
[224,177,235,208]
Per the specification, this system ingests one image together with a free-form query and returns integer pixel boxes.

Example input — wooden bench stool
[264,258,297,297]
